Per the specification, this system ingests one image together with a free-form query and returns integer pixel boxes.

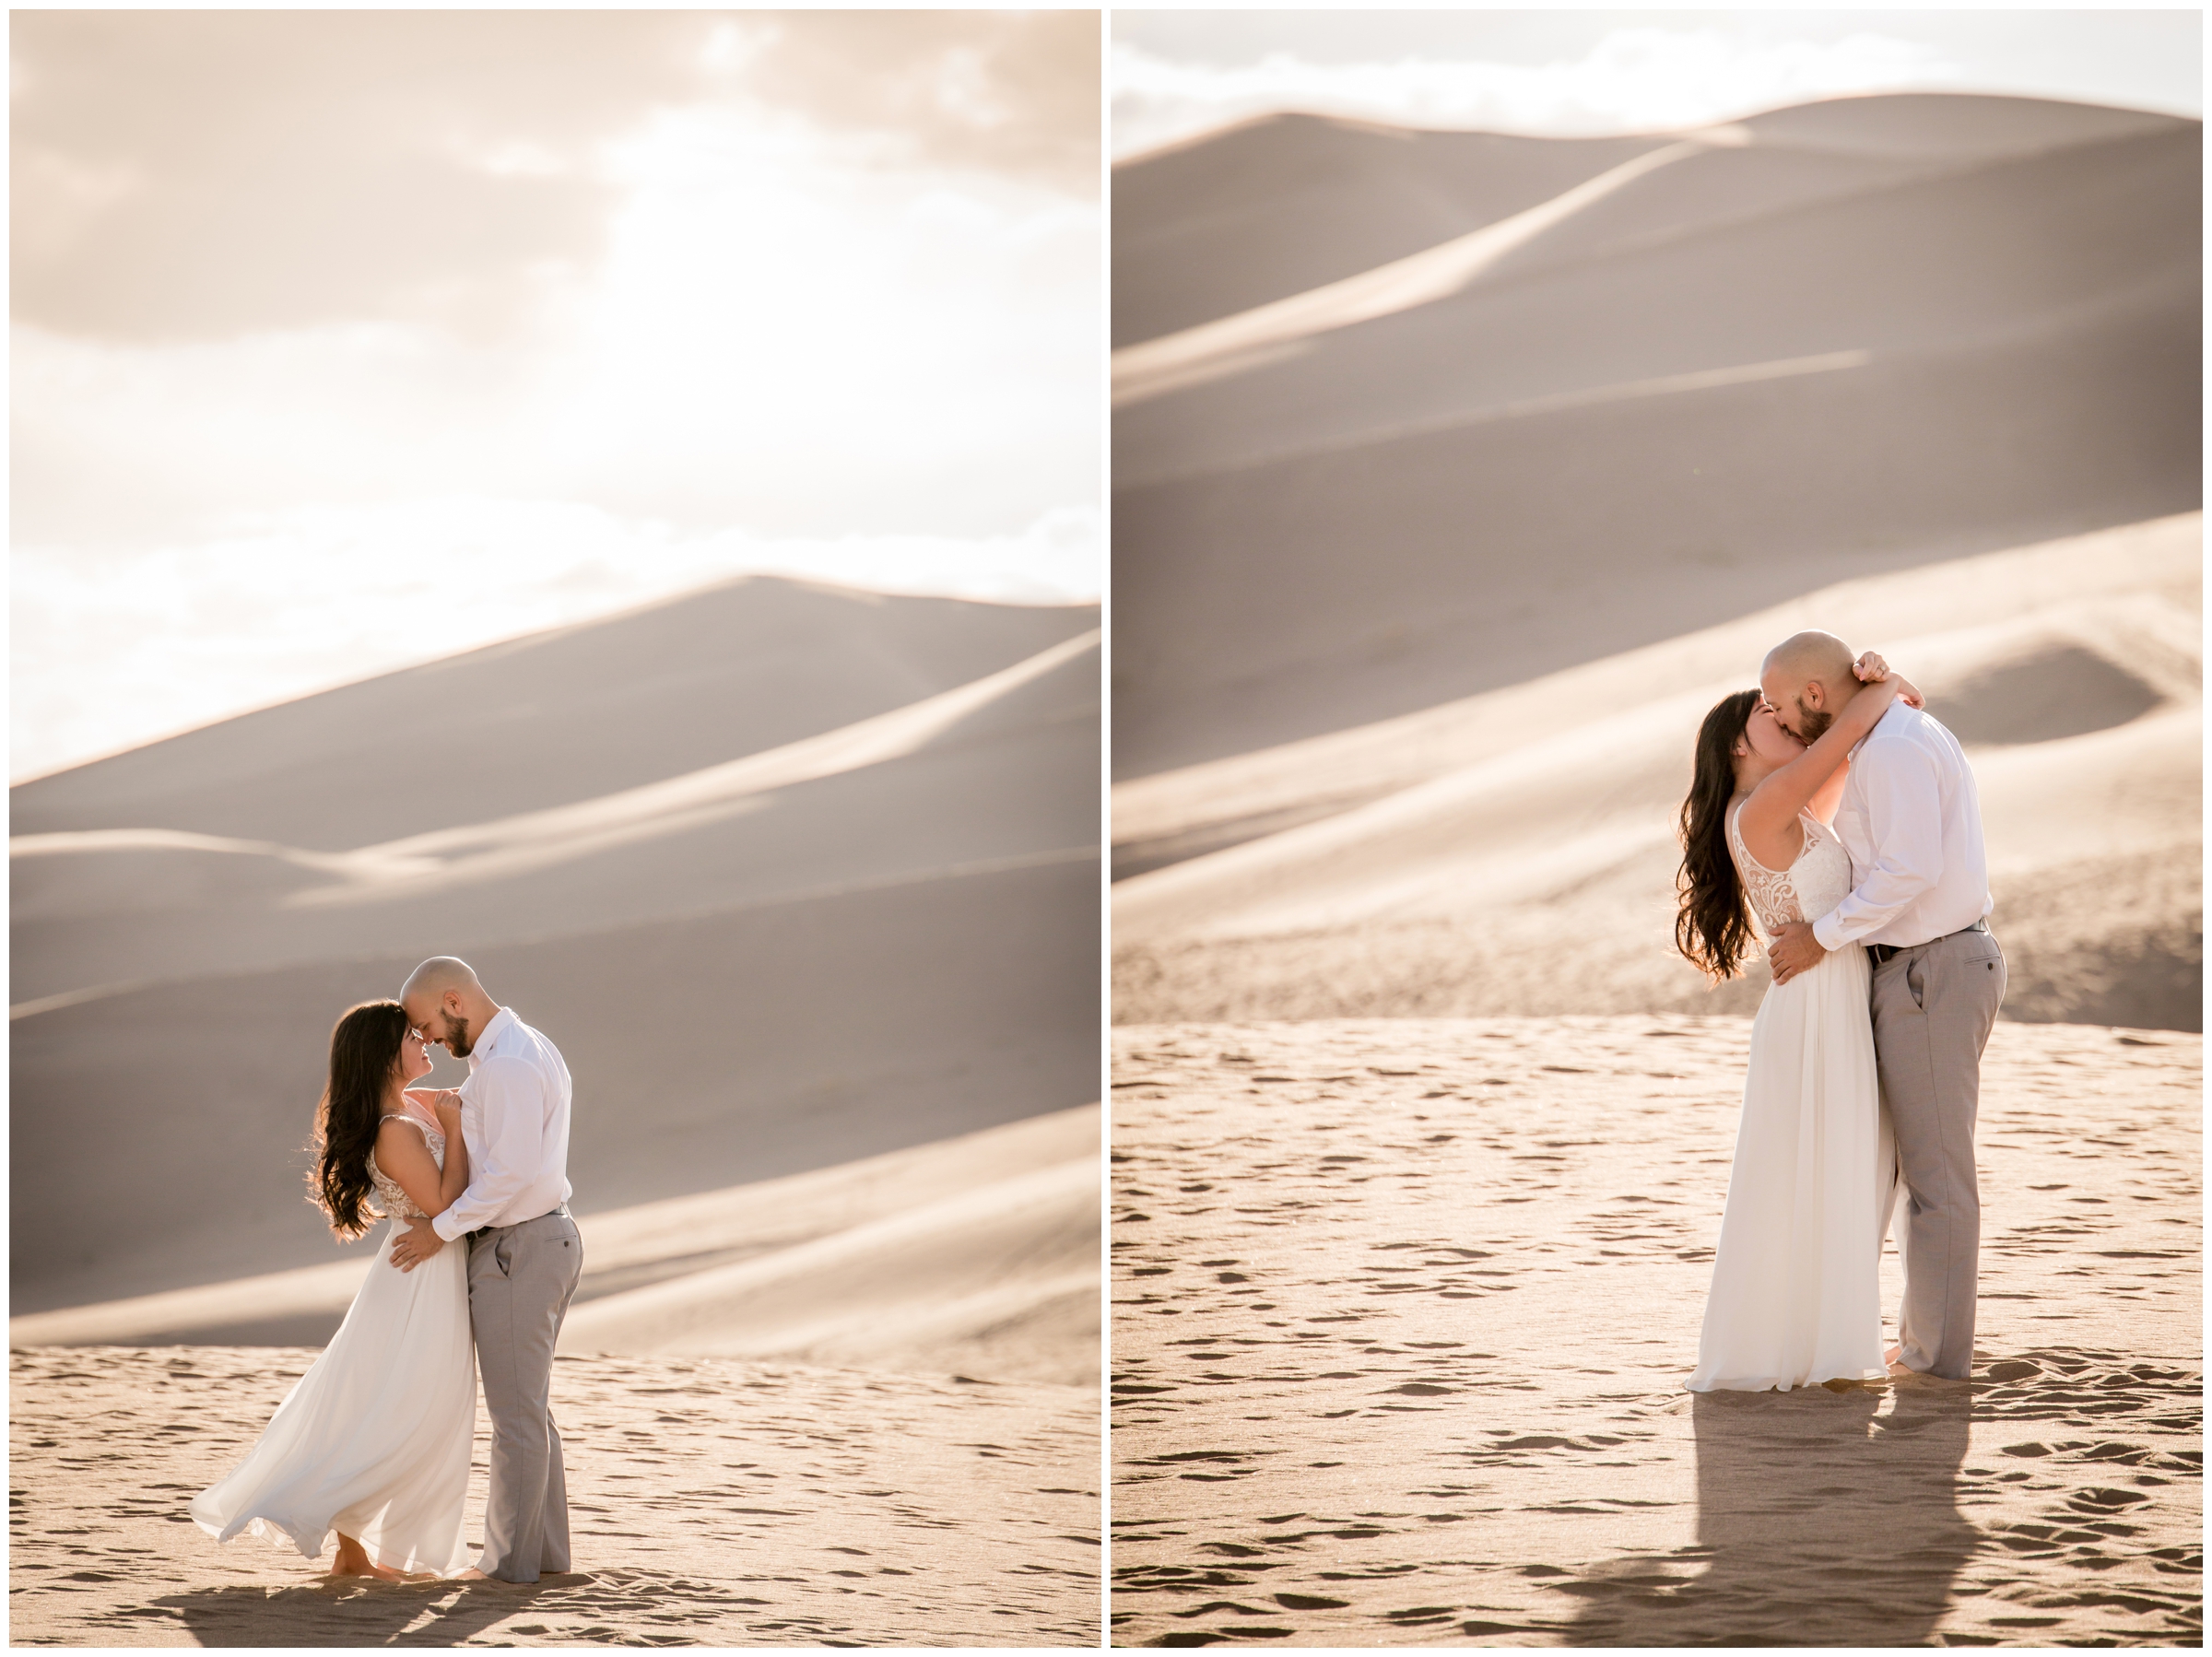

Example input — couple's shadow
[150,1571,588,1648]
[1564,1375,1976,1647]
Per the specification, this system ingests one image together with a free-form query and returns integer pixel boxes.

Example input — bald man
[392,958,580,1582]
[1759,633,2005,1381]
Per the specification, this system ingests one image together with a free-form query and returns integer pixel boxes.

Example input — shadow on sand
[150,1572,585,1648]
[1565,1374,1976,1646]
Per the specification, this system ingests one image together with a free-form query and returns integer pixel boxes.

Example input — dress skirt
[191,1216,477,1573]
[1688,938,1895,1392]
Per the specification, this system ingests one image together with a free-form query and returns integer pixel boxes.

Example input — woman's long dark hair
[1675,688,1762,982]
[306,1000,410,1240]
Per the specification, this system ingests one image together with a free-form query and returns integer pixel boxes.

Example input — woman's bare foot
[1885,1343,1905,1367]
[330,1534,406,1582]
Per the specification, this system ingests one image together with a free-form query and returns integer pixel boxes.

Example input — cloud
[11,10,1100,345]
[1112,26,1965,157]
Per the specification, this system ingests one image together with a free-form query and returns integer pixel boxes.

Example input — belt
[1867,918,1988,967]
[466,1202,571,1245]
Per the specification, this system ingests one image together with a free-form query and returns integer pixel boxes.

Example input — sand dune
[560,1158,1097,1384]
[1113,517,2200,1032]
[14,579,1100,1337]
[13,1345,1099,1646]
[1112,118,1663,349]
[1110,1017,2200,1648]
[11,1106,1100,1387]
[1114,135,1734,404]
[1112,94,2200,775]
[11,625,1097,941]
[12,578,1093,845]
[11,625,1100,1002]
[1113,97,2184,353]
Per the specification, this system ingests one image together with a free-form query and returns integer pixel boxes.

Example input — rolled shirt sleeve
[430,1056,547,1240]
[1811,739,1947,952]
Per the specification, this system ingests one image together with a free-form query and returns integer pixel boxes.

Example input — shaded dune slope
[1111,94,2201,776]
[13,582,1101,1322]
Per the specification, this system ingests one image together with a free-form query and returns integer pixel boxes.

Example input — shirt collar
[468,1005,516,1072]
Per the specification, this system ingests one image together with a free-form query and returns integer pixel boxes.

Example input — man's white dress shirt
[1811,700,1993,953]
[430,1005,574,1241]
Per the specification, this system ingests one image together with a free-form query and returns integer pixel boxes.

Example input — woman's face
[394,1028,435,1087]
[1740,702,1806,768]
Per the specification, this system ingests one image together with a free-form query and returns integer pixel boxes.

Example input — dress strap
[379,1112,431,1137]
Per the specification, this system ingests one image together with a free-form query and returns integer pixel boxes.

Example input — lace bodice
[1727,803,1853,937]
[366,1114,447,1223]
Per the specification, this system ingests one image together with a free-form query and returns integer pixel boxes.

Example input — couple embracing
[1677,632,2006,1392]
[191,958,582,1582]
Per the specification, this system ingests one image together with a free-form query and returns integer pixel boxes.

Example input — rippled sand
[1111,1017,2199,1647]
[12,1346,1100,1647]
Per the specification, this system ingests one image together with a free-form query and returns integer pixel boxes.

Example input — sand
[1110,1017,2200,1648]
[1112,516,2201,1034]
[9,1111,1104,1646]
[1111,94,2200,777]
[11,1345,1100,1647]
[10,576,1106,1640]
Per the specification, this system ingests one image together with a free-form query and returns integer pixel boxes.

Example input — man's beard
[1795,699,1834,743]
[443,1017,475,1059]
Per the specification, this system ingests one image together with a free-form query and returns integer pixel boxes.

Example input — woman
[191,1001,477,1577]
[1674,654,1919,1393]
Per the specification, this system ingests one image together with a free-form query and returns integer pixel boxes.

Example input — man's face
[404,994,475,1059]
[1758,669,1830,744]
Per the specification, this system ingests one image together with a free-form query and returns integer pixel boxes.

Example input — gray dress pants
[1870,924,2006,1380]
[467,1209,583,1581]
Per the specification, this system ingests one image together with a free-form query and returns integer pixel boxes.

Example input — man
[1759,631,2006,1381]
[391,957,581,1582]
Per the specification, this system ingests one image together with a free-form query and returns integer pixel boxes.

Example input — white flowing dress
[1687,804,1895,1393]
[192,1113,477,1572]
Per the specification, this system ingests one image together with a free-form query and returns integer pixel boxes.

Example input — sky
[13,11,1102,781]
[1112,10,2203,157]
